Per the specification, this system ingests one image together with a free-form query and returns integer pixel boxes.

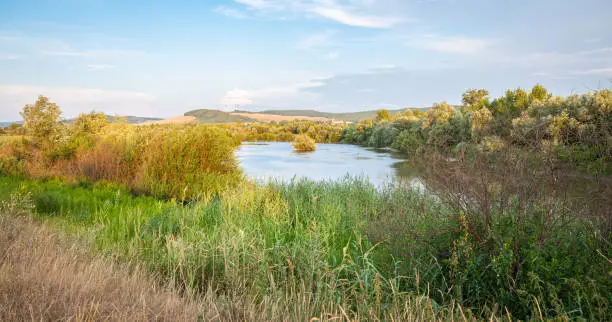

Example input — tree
[376,109,391,122]
[425,102,457,128]
[20,95,62,143]
[461,89,489,113]
[70,111,110,149]
[529,84,550,101]
[72,112,109,136]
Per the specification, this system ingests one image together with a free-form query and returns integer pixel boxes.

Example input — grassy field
[0,173,609,321]
[0,135,25,146]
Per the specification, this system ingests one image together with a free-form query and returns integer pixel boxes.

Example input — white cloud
[573,68,612,75]
[411,35,492,54]
[326,51,340,59]
[296,30,336,51]
[296,30,340,59]
[310,7,402,28]
[235,0,275,10]
[42,48,142,58]
[0,85,156,120]
[577,47,612,55]
[219,81,324,109]
[224,0,406,29]
[0,53,19,60]
[214,6,249,19]
[86,64,116,71]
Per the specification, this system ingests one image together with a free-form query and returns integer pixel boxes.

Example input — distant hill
[1,115,162,128]
[112,115,163,124]
[238,108,430,123]
[185,109,256,123]
[184,107,434,124]
[67,115,163,124]
[0,121,21,127]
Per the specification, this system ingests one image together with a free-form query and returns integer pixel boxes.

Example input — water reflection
[236,142,420,188]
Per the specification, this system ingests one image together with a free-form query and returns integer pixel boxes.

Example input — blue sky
[1,0,611,121]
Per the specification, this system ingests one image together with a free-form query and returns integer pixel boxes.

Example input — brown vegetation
[0,212,459,321]
[292,134,316,152]
[0,214,202,321]
[230,112,331,123]
[141,116,198,125]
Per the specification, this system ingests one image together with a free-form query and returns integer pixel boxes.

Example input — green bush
[292,134,316,152]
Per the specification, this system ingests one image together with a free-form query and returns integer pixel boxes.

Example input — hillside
[0,121,20,127]
[238,108,431,123]
[115,115,163,124]
[185,107,433,124]
[185,109,256,123]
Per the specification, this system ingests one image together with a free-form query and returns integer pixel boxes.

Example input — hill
[0,121,21,127]
[185,109,256,123]
[237,108,431,123]
[114,115,163,124]
[184,107,433,124]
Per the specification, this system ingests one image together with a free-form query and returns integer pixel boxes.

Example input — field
[141,115,198,125]
[0,87,610,321]
[231,112,332,123]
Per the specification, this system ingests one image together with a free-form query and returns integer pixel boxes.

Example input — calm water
[236,142,422,187]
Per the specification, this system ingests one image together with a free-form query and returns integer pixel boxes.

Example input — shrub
[20,95,61,145]
[367,125,399,148]
[135,126,241,199]
[292,134,316,152]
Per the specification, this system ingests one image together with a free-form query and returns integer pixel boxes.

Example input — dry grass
[230,112,331,123]
[0,214,203,321]
[140,116,198,125]
[0,211,465,322]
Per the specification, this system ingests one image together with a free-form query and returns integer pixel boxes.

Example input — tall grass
[1,174,608,320]
[0,213,203,321]
[1,124,241,200]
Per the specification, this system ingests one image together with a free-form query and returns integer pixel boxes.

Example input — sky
[1,0,611,121]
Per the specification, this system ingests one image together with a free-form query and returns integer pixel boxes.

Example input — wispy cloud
[573,67,612,75]
[0,84,156,120]
[219,80,323,108]
[296,30,340,59]
[310,7,402,29]
[214,6,249,19]
[296,30,336,51]
[0,53,19,60]
[235,0,275,10]
[411,35,493,54]
[42,48,142,58]
[86,64,116,71]
[219,0,406,29]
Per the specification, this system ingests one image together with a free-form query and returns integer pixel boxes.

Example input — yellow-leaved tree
[20,95,62,145]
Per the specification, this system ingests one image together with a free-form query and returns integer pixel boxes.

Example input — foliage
[214,120,345,143]
[376,109,391,122]
[1,170,608,320]
[1,96,243,199]
[340,86,611,174]
[20,96,62,145]
[292,134,316,152]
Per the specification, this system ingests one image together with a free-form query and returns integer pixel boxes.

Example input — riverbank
[0,174,608,321]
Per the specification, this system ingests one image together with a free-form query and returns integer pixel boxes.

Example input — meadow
[0,87,610,321]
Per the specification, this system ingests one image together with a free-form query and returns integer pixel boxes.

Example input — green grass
[0,135,25,146]
[0,175,609,320]
[185,109,255,123]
